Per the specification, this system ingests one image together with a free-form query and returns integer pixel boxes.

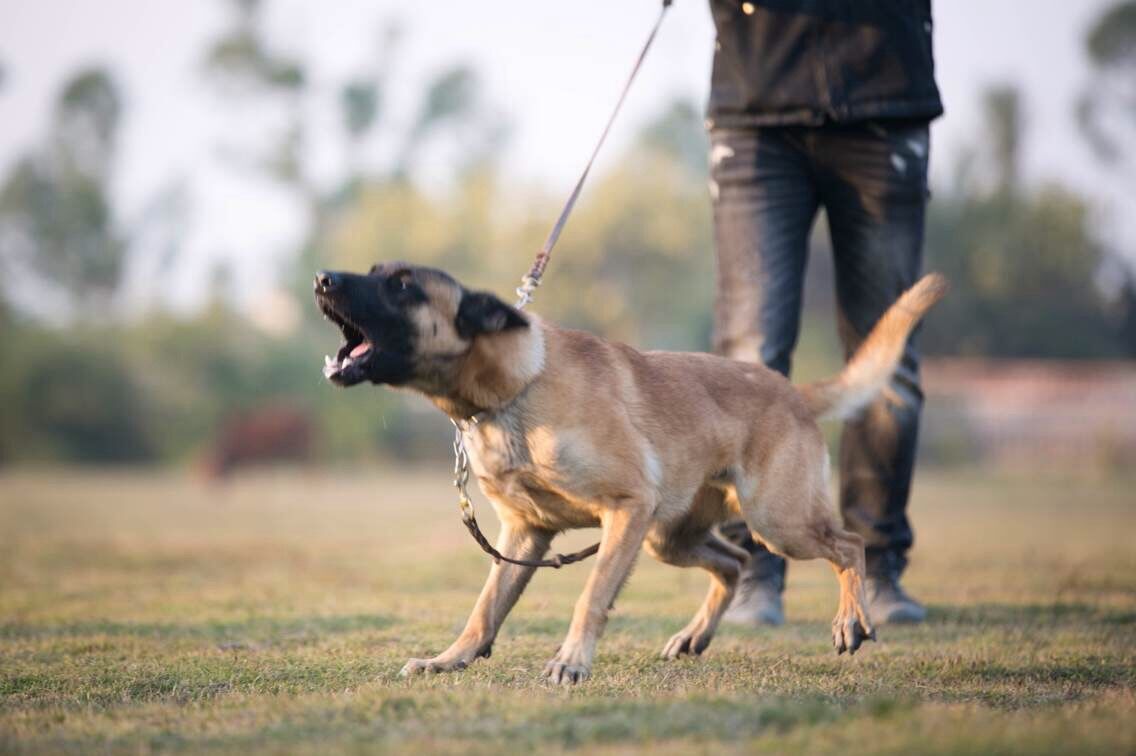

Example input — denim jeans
[709,121,931,582]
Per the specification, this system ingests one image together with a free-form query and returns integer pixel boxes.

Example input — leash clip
[515,275,540,309]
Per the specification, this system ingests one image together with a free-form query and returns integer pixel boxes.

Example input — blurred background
[0,0,1134,477]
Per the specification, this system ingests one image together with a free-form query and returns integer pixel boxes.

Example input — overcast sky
[0,0,1132,314]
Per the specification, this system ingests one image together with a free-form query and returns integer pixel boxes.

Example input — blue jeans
[710,121,930,583]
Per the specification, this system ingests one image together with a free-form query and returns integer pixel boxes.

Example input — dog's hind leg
[647,526,747,660]
[823,525,875,654]
[739,444,876,655]
[400,518,554,676]
[778,512,876,655]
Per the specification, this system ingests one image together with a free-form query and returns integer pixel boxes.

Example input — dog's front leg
[400,520,554,677]
[543,500,653,685]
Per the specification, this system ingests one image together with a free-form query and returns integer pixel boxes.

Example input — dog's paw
[831,616,876,656]
[543,659,591,685]
[399,656,469,677]
[660,628,711,660]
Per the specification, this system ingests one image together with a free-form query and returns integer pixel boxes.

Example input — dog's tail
[798,273,948,422]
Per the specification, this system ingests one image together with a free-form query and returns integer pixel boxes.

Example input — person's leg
[815,120,931,623]
[709,126,819,626]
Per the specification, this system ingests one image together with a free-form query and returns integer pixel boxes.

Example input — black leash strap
[462,512,601,568]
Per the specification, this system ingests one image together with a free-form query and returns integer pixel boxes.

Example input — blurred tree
[397,65,479,177]
[0,325,156,462]
[203,0,305,94]
[411,67,477,136]
[0,67,127,318]
[1077,1,1136,168]
[56,69,123,178]
[984,86,1021,193]
[924,188,1126,357]
[337,60,509,186]
[336,20,403,179]
[923,84,1131,358]
[341,79,380,141]
[202,0,308,198]
[1076,0,1136,353]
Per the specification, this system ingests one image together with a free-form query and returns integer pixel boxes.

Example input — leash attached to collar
[455,0,673,568]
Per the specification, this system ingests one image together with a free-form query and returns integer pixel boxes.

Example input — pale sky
[0,0,1132,315]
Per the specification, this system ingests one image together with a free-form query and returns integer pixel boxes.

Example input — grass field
[1,466,1134,754]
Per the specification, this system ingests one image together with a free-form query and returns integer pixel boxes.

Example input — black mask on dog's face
[313,262,527,389]
[313,265,421,387]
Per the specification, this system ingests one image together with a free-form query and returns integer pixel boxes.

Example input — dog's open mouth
[319,302,376,382]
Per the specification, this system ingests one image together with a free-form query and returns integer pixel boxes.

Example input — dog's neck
[429,315,547,421]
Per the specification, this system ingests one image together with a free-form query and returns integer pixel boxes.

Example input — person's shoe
[722,577,784,627]
[865,573,927,624]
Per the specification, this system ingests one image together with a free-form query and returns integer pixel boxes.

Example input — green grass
[1,467,1134,754]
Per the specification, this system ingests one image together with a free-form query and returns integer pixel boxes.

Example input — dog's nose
[314,270,339,293]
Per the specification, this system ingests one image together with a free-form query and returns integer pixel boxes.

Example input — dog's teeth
[324,354,335,367]
[342,356,353,368]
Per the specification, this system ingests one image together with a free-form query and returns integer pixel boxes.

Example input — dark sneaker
[722,577,785,627]
[866,574,927,624]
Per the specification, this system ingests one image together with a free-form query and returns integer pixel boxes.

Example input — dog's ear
[456,290,528,339]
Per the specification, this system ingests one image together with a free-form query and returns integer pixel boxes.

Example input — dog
[314,263,946,684]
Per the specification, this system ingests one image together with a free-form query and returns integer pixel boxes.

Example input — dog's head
[313,262,529,390]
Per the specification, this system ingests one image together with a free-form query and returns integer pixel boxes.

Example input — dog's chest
[466,417,599,530]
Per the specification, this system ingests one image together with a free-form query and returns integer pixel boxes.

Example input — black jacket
[707,0,944,127]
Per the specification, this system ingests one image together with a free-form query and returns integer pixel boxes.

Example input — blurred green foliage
[923,185,1130,358]
[0,67,126,317]
[1078,1,1136,167]
[0,325,151,463]
[923,77,1135,359]
[203,0,304,94]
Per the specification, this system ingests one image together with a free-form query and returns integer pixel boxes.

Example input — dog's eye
[388,270,414,293]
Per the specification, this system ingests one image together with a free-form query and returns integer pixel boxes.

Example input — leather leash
[455,0,673,569]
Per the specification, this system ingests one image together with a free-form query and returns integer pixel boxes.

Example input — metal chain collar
[452,417,476,524]
[448,280,540,547]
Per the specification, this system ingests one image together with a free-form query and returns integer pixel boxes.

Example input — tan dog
[314,264,947,684]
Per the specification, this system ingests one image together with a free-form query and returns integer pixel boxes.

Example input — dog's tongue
[350,341,372,358]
